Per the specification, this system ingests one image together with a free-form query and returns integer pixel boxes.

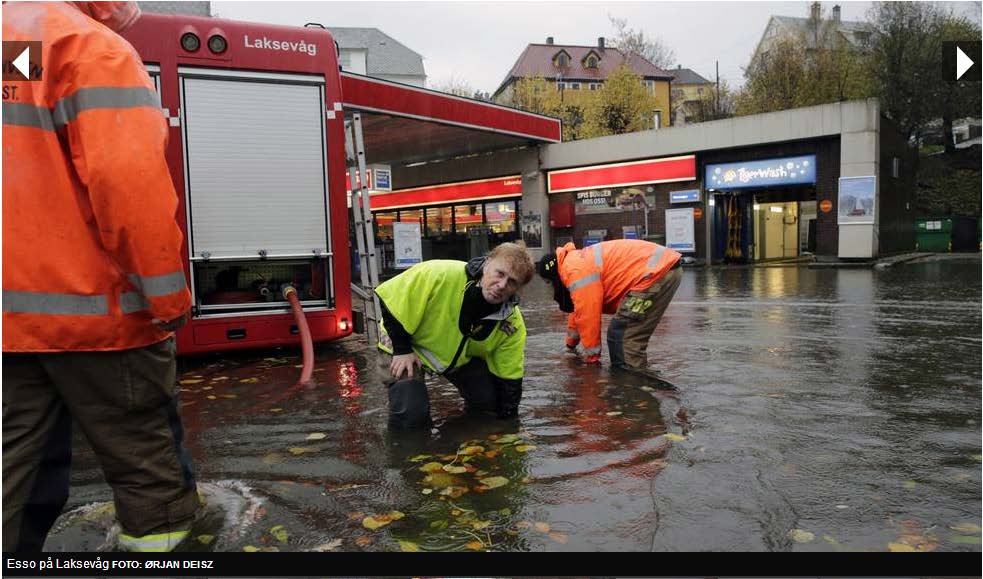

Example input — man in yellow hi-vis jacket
[375,243,534,429]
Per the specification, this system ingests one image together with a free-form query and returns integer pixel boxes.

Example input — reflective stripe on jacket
[2,2,190,352]
[557,240,680,355]
[374,260,526,380]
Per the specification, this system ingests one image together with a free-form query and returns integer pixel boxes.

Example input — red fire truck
[124,13,353,355]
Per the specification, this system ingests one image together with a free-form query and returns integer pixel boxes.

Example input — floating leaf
[243,545,260,552]
[269,408,283,413]
[664,433,687,442]
[499,508,512,516]
[421,488,433,495]
[950,535,982,545]
[496,434,520,444]
[534,522,551,533]
[606,411,623,417]
[472,520,491,530]
[484,450,500,459]
[270,525,289,543]
[211,376,229,381]
[409,454,432,462]
[180,379,204,385]
[196,534,215,545]
[479,476,509,489]
[347,511,365,520]
[239,377,259,383]
[514,445,536,453]
[902,480,917,490]
[835,504,850,510]
[888,542,916,552]
[516,521,531,530]
[419,462,445,473]
[288,446,317,455]
[422,472,460,488]
[362,511,404,530]
[430,520,449,530]
[219,394,237,399]
[442,464,467,474]
[309,538,342,552]
[206,395,217,400]
[949,522,982,534]
[465,540,484,550]
[788,529,815,543]
[398,540,420,552]
[549,531,569,544]
[462,445,485,455]
[201,386,213,391]
[438,486,468,498]
[306,432,327,441]
[261,452,283,464]
[354,536,373,547]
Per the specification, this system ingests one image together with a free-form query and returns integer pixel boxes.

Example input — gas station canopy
[341,72,562,167]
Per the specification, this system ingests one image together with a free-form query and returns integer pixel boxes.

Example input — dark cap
[537,253,559,281]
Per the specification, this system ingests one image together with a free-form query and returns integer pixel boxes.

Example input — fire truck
[123,13,353,355]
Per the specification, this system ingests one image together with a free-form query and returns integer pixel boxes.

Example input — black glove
[495,377,523,419]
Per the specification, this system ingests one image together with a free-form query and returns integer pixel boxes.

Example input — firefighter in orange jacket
[538,240,683,371]
[3,2,199,552]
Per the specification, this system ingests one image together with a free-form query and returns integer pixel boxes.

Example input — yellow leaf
[419,462,445,473]
[422,472,460,488]
[949,522,982,534]
[243,545,259,552]
[534,522,551,533]
[398,539,420,552]
[442,464,467,473]
[288,446,316,455]
[465,541,484,550]
[665,433,687,442]
[462,445,485,455]
[179,379,204,385]
[472,520,491,530]
[888,542,916,552]
[516,521,531,529]
[219,394,237,399]
[902,480,917,489]
[240,377,259,383]
[270,408,283,413]
[206,395,217,400]
[362,516,387,530]
[306,432,327,441]
[262,452,282,464]
[549,531,569,544]
[515,445,536,453]
[211,376,229,381]
[479,476,509,489]
[421,488,433,495]
[409,454,431,462]
[270,525,289,543]
[355,536,373,547]
[496,434,520,444]
[606,411,622,416]
[788,529,815,543]
[196,534,215,545]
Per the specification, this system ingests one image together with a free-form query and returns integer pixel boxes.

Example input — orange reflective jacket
[2,2,191,352]
[557,240,681,356]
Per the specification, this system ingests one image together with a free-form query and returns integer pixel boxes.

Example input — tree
[736,37,808,114]
[608,15,675,70]
[864,2,948,142]
[934,15,982,152]
[430,75,476,97]
[581,64,659,138]
[693,79,737,122]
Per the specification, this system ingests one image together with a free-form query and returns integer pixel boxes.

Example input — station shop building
[375,98,917,265]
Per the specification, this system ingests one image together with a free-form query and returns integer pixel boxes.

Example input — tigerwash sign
[705,155,816,190]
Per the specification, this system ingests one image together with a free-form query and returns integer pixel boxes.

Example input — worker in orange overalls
[538,240,682,374]
[3,2,199,552]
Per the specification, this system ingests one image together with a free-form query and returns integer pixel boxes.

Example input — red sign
[370,176,521,210]
[694,207,703,219]
[820,199,833,213]
[547,155,696,193]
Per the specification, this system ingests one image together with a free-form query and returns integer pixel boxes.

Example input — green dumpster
[915,218,952,252]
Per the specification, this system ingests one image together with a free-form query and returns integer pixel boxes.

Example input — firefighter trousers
[2,337,199,551]
[607,266,683,369]
[383,356,498,429]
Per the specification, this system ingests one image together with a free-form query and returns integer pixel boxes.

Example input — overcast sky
[214,1,980,94]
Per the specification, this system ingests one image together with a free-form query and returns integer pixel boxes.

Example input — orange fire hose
[282,285,314,385]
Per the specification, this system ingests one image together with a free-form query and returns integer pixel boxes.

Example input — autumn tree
[581,64,658,138]
[431,75,477,97]
[608,15,675,70]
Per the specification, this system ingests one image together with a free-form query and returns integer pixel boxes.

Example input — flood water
[46,259,982,552]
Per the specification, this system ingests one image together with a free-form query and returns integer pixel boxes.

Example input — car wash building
[538,98,917,262]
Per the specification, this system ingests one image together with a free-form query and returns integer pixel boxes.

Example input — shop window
[454,203,484,235]
[425,206,452,237]
[485,201,516,234]
[398,208,422,225]
[374,211,396,241]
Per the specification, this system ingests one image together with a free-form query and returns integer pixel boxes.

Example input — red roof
[496,43,673,94]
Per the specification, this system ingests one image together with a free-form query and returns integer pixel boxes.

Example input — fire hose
[282,284,313,385]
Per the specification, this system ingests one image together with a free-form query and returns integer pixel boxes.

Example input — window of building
[555,52,570,67]
[653,110,662,129]
[568,82,581,90]
[485,201,516,234]
[556,81,566,91]
[454,203,484,235]
[374,211,395,241]
[398,208,422,225]
[425,206,452,237]
[892,157,902,179]
[643,80,656,95]
[589,82,601,90]
[587,56,598,68]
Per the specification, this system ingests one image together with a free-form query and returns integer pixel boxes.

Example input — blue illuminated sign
[669,189,700,204]
[705,155,816,190]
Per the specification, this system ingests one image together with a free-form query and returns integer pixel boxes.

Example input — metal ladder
[345,113,382,346]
